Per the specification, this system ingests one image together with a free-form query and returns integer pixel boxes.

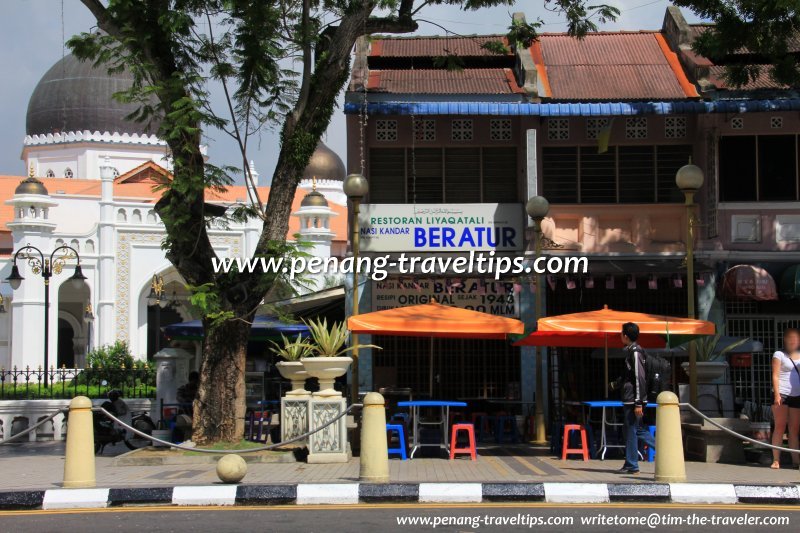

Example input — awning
[347,301,524,339]
[721,265,778,301]
[162,315,309,342]
[780,265,800,300]
[343,99,800,117]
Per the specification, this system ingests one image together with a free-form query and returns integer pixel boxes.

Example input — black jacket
[613,343,647,407]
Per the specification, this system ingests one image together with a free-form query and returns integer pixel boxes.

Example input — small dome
[15,177,49,196]
[26,53,161,137]
[302,141,345,182]
[300,190,329,208]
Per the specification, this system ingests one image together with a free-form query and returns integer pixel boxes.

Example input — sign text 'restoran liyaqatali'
[358,203,525,253]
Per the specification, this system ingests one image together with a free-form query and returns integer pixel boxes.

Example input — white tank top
[773,350,800,396]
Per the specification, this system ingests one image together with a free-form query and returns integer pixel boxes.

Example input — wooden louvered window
[656,145,692,202]
[542,144,692,204]
[618,146,655,203]
[444,148,481,202]
[369,147,520,203]
[369,148,405,202]
[482,147,518,203]
[542,147,578,203]
[579,149,616,203]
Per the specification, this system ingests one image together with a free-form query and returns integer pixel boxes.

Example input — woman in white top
[771,328,800,469]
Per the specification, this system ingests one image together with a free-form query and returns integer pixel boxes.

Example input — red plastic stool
[449,423,477,461]
[561,424,589,461]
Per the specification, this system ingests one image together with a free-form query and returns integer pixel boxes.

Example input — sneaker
[618,466,638,474]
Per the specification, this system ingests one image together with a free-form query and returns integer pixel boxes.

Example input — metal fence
[0,367,156,400]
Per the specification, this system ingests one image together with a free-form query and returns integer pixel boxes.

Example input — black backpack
[642,348,671,403]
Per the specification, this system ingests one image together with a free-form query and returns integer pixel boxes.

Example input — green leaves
[304,317,381,357]
[270,333,315,361]
[675,0,800,88]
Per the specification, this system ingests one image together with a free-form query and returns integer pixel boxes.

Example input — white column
[97,158,117,346]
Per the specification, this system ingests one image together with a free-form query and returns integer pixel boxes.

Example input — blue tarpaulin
[162,315,310,341]
[343,99,800,116]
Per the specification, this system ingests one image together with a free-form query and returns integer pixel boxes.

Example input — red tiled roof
[366,68,524,94]
[0,175,347,241]
[537,32,697,100]
[370,36,510,57]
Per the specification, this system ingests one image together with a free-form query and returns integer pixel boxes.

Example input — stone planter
[300,357,352,397]
[275,361,309,397]
[681,361,728,382]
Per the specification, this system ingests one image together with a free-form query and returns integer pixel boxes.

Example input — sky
[0,0,703,181]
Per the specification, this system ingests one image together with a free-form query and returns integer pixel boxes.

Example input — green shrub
[87,341,134,369]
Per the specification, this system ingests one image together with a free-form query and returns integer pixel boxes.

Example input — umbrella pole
[429,338,434,397]
[604,334,609,399]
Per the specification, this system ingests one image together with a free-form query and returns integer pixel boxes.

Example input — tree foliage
[675,0,800,87]
[70,0,619,443]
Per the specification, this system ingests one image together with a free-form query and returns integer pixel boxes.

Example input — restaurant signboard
[358,203,525,253]
[372,277,520,318]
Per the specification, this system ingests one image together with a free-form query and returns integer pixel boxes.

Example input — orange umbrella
[348,302,524,395]
[514,305,715,397]
[515,331,667,349]
[348,302,524,339]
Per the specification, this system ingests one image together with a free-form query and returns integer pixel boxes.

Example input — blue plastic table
[397,401,467,458]
[583,401,656,460]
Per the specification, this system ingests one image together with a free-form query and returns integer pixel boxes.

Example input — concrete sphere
[216,454,247,483]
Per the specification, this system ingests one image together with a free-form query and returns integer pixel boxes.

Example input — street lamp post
[84,303,95,357]
[6,244,87,386]
[676,162,704,407]
[344,173,369,405]
[526,195,550,444]
[147,274,171,354]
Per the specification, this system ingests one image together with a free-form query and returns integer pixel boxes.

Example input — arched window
[45,169,55,178]
[64,168,74,179]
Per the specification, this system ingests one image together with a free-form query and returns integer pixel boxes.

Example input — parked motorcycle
[92,390,156,454]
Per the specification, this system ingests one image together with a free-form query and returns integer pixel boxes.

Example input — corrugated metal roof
[537,32,690,99]
[546,65,689,100]
[367,69,523,94]
[371,36,510,57]
[343,99,800,116]
[540,32,667,65]
[709,65,790,91]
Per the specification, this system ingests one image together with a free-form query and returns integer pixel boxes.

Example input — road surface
[1,503,797,532]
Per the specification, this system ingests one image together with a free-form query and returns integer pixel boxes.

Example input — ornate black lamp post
[6,244,87,385]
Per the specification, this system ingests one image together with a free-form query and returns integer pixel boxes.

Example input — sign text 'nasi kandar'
[358,203,525,253]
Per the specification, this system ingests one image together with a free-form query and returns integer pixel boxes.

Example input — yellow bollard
[63,396,96,488]
[654,391,686,483]
[359,392,389,483]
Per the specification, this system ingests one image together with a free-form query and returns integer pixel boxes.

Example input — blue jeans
[623,404,655,470]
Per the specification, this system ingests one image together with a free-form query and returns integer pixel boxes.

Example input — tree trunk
[192,316,252,444]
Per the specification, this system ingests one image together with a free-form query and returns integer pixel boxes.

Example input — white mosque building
[0,53,348,371]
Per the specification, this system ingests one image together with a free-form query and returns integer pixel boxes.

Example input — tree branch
[78,0,123,39]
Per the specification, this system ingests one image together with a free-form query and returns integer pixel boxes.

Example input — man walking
[612,322,656,474]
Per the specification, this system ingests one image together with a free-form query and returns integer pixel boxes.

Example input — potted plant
[271,333,314,397]
[681,330,749,382]
[301,318,379,397]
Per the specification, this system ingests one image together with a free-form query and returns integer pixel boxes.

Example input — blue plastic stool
[647,426,656,462]
[386,423,408,460]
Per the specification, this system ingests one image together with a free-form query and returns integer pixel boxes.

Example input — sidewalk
[1,441,797,491]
